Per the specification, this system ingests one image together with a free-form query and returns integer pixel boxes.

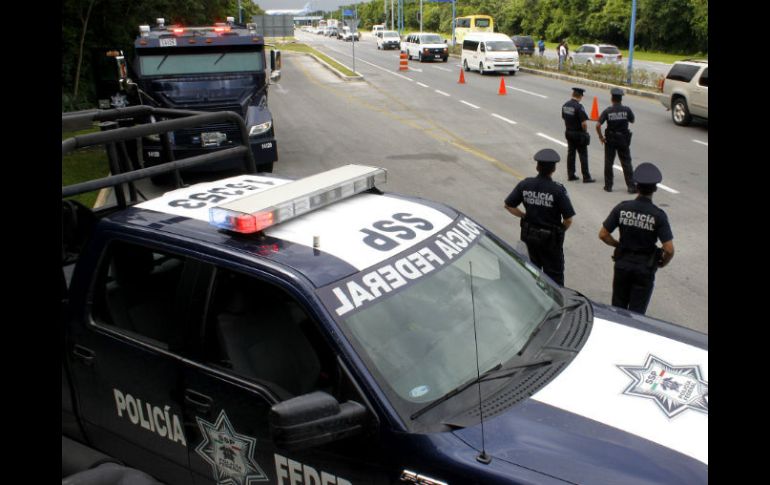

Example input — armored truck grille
[175,121,243,146]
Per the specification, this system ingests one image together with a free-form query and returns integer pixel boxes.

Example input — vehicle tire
[510,70,516,76]
[443,57,448,63]
[463,59,469,72]
[671,97,692,126]
[587,59,593,65]
[418,52,423,62]
[479,62,485,75]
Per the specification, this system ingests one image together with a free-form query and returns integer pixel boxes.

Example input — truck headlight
[249,121,272,137]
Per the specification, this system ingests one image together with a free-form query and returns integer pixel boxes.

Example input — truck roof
[102,170,460,289]
[135,19,265,48]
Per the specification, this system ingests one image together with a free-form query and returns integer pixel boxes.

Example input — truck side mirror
[269,391,368,451]
[270,50,282,83]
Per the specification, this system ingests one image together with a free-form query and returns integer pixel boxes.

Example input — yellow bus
[453,15,494,44]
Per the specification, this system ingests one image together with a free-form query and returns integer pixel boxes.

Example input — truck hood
[147,75,261,111]
[452,316,707,484]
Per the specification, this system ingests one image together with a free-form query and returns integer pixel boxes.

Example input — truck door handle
[72,345,95,366]
[184,389,213,414]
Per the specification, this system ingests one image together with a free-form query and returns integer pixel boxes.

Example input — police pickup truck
[101,18,281,178]
[62,111,707,484]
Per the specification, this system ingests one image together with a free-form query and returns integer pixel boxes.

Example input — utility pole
[391,0,394,30]
[626,0,637,85]
[420,0,423,32]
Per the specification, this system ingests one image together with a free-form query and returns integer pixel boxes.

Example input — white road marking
[612,166,680,194]
[435,90,450,97]
[491,113,517,125]
[460,100,480,109]
[409,67,423,72]
[692,140,708,146]
[506,85,548,99]
[432,66,452,72]
[537,132,568,147]
[356,57,413,81]
[417,82,430,88]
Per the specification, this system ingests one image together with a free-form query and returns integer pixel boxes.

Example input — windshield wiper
[515,299,583,358]
[477,359,553,383]
[214,53,226,65]
[410,363,502,420]
[156,55,169,71]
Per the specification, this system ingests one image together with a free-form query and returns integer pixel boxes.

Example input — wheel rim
[673,102,686,123]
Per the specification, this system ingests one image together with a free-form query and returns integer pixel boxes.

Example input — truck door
[68,238,211,484]
[181,265,390,485]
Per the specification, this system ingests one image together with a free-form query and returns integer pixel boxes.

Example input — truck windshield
[139,51,264,76]
[486,41,516,52]
[336,232,561,407]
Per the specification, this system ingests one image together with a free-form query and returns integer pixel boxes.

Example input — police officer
[562,87,596,183]
[598,163,675,314]
[505,148,575,286]
[595,88,636,193]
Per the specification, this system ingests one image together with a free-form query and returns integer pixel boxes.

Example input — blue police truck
[102,18,281,179]
[62,111,707,484]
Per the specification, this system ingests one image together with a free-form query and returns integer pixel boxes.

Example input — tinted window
[139,50,264,76]
[92,240,187,349]
[487,41,516,51]
[203,269,336,399]
[599,46,620,54]
[667,63,700,82]
[463,40,479,51]
[421,34,443,44]
[698,67,708,86]
[456,18,470,28]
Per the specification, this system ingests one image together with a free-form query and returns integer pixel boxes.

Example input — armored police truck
[104,18,281,179]
[62,110,707,484]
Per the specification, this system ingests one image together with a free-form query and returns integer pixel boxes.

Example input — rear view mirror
[269,391,368,451]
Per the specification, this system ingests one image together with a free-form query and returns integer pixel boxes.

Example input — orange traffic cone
[498,77,507,95]
[458,69,465,84]
[590,96,599,121]
[399,52,408,71]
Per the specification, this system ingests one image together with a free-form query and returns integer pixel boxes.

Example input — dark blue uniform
[562,98,592,181]
[603,197,673,314]
[506,175,575,285]
[599,103,636,191]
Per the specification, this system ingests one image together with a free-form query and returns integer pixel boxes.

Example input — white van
[461,32,520,75]
[401,32,448,62]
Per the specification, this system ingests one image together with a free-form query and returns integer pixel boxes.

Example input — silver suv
[659,60,708,126]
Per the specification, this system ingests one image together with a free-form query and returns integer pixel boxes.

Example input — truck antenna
[469,261,491,464]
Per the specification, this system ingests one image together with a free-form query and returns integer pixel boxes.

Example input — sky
[256,1,369,12]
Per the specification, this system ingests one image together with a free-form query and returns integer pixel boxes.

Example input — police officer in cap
[505,148,576,286]
[595,87,636,193]
[598,163,675,314]
[562,87,596,183]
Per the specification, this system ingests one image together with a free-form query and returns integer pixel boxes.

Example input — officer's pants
[566,132,591,179]
[604,142,634,190]
[612,266,655,314]
[526,242,565,286]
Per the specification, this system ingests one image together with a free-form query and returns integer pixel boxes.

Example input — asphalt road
[267,31,708,334]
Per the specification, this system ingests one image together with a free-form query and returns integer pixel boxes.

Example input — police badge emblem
[195,410,269,484]
[617,354,708,418]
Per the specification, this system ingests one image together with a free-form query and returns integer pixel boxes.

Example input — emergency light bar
[209,165,387,234]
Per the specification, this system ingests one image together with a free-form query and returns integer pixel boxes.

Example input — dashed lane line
[536,132,568,147]
[692,140,708,146]
[432,66,452,72]
[491,113,517,125]
[506,85,548,99]
[356,57,413,81]
[610,166,680,194]
[417,82,430,88]
[435,90,450,97]
[460,100,480,109]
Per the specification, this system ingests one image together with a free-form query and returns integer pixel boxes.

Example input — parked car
[511,35,535,56]
[659,59,708,126]
[570,44,622,65]
[377,30,401,50]
[401,32,448,62]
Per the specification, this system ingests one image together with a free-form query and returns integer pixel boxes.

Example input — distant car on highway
[511,35,535,56]
[326,27,339,37]
[372,24,384,38]
[340,26,360,42]
[377,31,401,50]
[570,44,622,65]
[401,33,448,62]
[659,59,708,126]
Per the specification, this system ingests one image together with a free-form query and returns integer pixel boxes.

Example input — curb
[289,51,365,82]
[518,67,661,100]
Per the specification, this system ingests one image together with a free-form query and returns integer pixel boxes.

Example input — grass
[271,42,359,76]
[540,42,703,63]
[62,126,109,208]
[519,54,663,90]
